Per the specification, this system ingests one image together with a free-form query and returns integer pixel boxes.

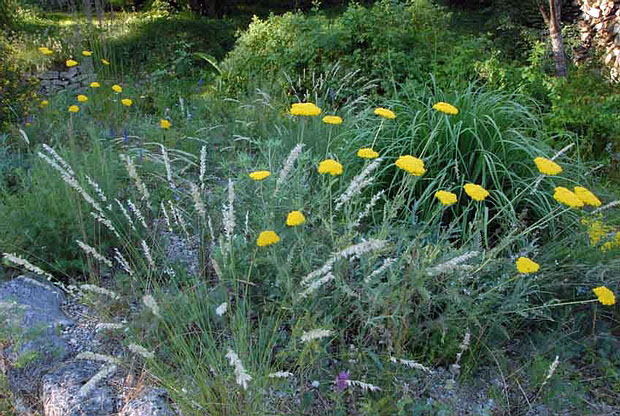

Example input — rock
[0,276,72,403]
[40,71,59,80]
[41,360,119,416]
[120,388,178,416]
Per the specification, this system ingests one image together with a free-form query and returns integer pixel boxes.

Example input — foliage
[0,39,39,129]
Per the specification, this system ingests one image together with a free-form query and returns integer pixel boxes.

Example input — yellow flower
[38,47,53,55]
[593,286,616,306]
[374,107,396,119]
[318,159,343,176]
[68,105,79,113]
[160,119,171,129]
[553,187,583,208]
[90,81,100,88]
[395,155,426,176]
[435,190,457,206]
[463,183,489,201]
[66,59,78,67]
[533,157,562,175]
[516,257,540,274]
[290,102,322,116]
[82,50,92,56]
[432,102,459,115]
[249,170,271,181]
[322,115,343,125]
[286,211,305,226]
[601,232,620,252]
[584,219,612,245]
[357,148,379,159]
[77,94,88,103]
[121,98,133,107]
[112,84,122,93]
[257,230,280,247]
[40,100,49,107]
[101,58,110,65]
[574,186,601,207]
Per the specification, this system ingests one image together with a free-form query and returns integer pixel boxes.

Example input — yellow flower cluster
[77,94,88,103]
[68,105,79,113]
[257,230,280,247]
[534,157,562,175]
[318,159,343,176]
[286,211,305,226]
[249,170,271,181]
[101,59,110,65]
[432,102,459,115]
[90,81,100,88]
[82,50,92,56]
[374,107,396,119]
[290,102,322,116]
[435,190,457,206]
[395,155,425,176]
[593,286,616,305]
[160,119,171,129]
[463,183,489,201]
[357,148,379,159]
[601,232,620,252]
[121,98,133,107]
[574,187,601,207]
[38,47,53,55]
[66,59,78,67]
[553,187,583,208]
[112,84,123,93]
[516,257,540,274]
[322,115,342,125]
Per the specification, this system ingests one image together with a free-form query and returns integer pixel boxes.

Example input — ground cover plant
[1,0,620,414]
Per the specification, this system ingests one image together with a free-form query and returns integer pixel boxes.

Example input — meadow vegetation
[1,0,620,414]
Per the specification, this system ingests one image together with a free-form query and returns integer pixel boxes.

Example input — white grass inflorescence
[91,211,121,239]
[95,323,125,332]
[143,294,162,318]
[225,349,252,390]
[76,240,113,267]
[128,343,155,359]
[190,182,206,219]
[160,201,173,232]
[335,157,382,211]
[215,302,228,316]
[3,252,54,281]
[352,190,385,228]
[274,143,304,196]
[76,352,121,364]
[140,240,155,269]
[120,154,151,204]
[268,371,294,378]
[80,284,120,300]
[200,145,207,188]
[365,257,396,283]
[85,175,108,203]
[298,273,335,298]
[426,251,480,276]
[79,364,117,397]
[389,356,434,373]
[345,379,382,392]
[113,248,134,277]
[127,199,148,229]
[116,199,136,231]
[222,179,235,251]
[301,329,333,343]
[161,144,175,190]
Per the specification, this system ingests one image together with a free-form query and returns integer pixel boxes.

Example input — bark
[539,0,569,77]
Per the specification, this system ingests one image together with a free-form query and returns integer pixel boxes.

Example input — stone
[41,360,119,416]
[120,388,179,416]
[40,71,59,80]
[0,276,73,415]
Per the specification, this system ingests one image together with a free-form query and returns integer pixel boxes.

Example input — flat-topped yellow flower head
[66,59,78,67]
[435,190,457,206]
[90,81,100,88]
[38,47,53,55]
[374,107,396,119]
[322,115,342,125]
[77,94,88,103]
[290,102,322,116]
[395,155,425,176]
[593,286,616,305]
[357,148,379,159]
[249,170,271,181]
[464,183,489,201]
[121,98,133,107]
[432,102,459,115]
[82,50,92,56]
[318,159,343,176]
[101,58,110,65]
[68,105,79,113]
[574,186,601,207]
[286,211,305,226]
[112,84,122,93]
[257,230,280,247]
[534,157,562,175]
[40,100,49,107]
[516,257,540,274]
[553,187,583,208]
[160,119,171,129]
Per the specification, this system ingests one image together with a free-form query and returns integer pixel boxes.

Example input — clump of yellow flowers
[318,159,343,176]
[257,231,280,247]
[249,171,271,181]
[395,155,425,176]
[290,103,322,116]
[432,102,459,115]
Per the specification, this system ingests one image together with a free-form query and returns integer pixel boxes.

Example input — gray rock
[120,388,178,416]
[40,71,59,80]
[41,360,119,416]
[0,276,72,402]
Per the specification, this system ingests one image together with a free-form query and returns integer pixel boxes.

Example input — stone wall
[39,64,94,96]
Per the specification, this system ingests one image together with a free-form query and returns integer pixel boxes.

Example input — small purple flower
[123,127,129,143]
[197,78,203,87]
[335,371,349,391]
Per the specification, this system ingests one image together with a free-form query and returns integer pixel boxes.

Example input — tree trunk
[539,0,569,77]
